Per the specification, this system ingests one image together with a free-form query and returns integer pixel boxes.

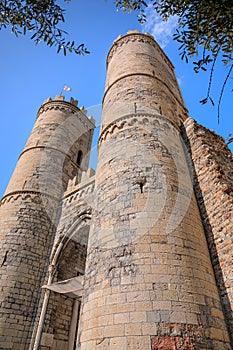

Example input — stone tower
[0,31,233,350]
[0,96,95,349]
[77,31,231,349]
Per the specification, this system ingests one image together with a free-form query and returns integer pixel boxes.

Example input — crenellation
[36,97,95,131]
[80,106,87,114]
[70,97,78,106]
[64,173,95,203]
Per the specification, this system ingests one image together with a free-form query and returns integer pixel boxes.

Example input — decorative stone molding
[37,100,95,130]
[0,189,59,206]
[98,113,179,146]
[63,178,95,206]
[55,208,92,249]
[37,100,79,117]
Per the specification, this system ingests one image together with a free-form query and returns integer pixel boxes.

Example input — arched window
[77,150,83,167]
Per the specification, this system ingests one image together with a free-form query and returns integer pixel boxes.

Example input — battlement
[65,168,95,198]
[37,96,96,127]
[43,95,78,106]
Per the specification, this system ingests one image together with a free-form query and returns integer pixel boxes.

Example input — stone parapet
[37,96,95,129]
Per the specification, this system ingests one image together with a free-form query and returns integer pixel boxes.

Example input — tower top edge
[36,96,96,126]
[106,30,174,70]
[42,95,79,107]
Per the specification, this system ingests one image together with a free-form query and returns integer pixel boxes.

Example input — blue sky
[0,0,232,197]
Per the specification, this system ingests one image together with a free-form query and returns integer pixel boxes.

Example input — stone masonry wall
[102,31,188,131]
[183,118,233,346]
[0,193,57,350]
[79,115,231,350]
[1,31,232,350]
[40,240,87,350]
[0,96,95,350]
[77,32,231,350]
[35,173,95,350]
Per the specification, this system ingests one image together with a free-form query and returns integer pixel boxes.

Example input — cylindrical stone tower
[0,96,94,349]
[78,31,231,349]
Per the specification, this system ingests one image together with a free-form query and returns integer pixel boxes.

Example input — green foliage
[0,0,89,55]
[115,0,147,22]
[226,133,233,145]
[1,0,232,121]
[115,0,233,122]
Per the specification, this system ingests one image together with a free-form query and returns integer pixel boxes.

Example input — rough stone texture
[102,32,188,133]
[0,32,232,350]
[77,32,231,350]
[55,170,95,248]
[183,118,233,346]
[39,241,86,350]
[36,173,95,350]
[0,97,95,350]
[0,193,57,350]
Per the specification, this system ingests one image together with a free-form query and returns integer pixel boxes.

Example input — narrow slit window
[139,182,144,193]
[77,150,83,167]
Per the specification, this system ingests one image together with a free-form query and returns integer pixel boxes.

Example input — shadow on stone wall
[181,124,233,347]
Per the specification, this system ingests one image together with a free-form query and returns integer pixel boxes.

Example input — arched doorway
[32,211,91,350]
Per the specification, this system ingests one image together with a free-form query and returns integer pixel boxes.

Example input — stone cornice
[98,113,180,147]
[63,177,95,200]
[36,100,95,130]
[0,189,60,206]
[37,100,79,117]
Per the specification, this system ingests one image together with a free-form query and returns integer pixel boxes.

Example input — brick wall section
[77,32,231,350]
[183,117,233,345]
